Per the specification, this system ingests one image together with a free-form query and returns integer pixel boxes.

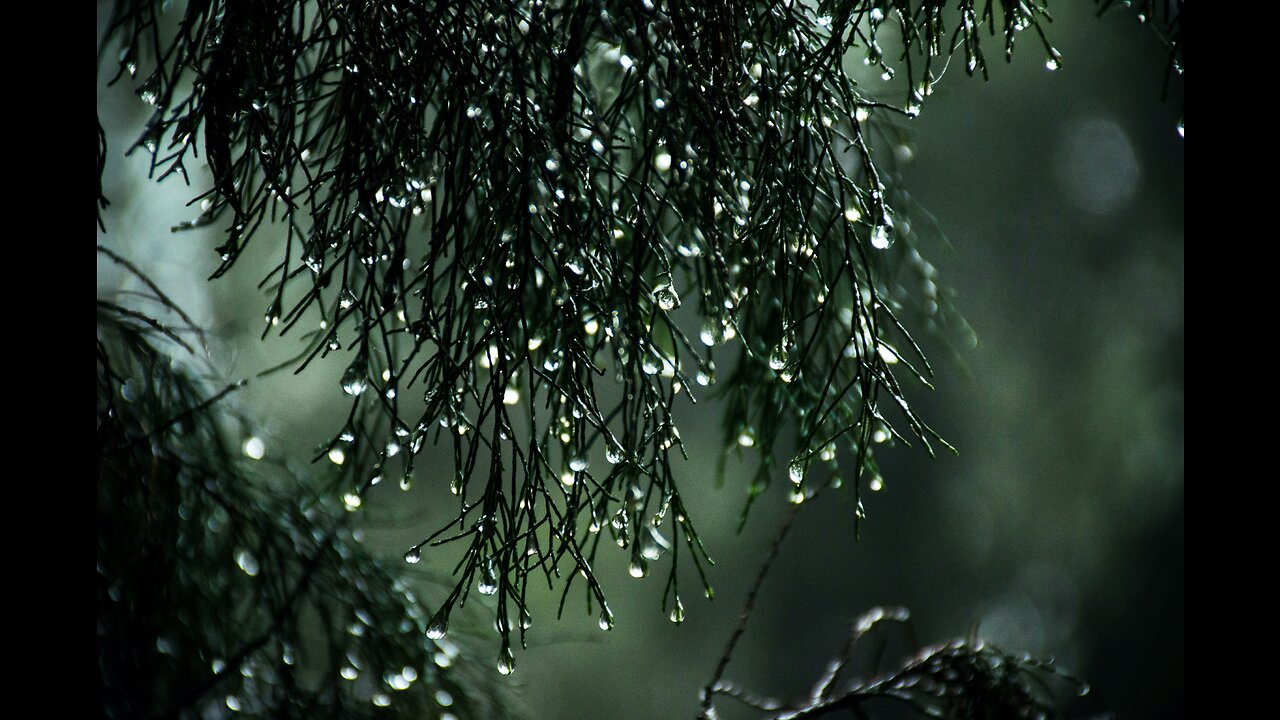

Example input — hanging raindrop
[871,224,892,250]
[478,565,498,595]
[669,597,685,624]
[496,644,516,675]
[654,285,679,311]
[788,458,805,485]
[426,611,448,640]
[341,357,368,396]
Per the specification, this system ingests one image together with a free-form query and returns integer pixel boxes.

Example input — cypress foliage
[99,0,1040,652]
[98,1,1181,715]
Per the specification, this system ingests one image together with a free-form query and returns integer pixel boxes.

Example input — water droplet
[654,285,679,311]
[404,548,421,564]
[699,319,718,346]
[654,150,673,173]
[1045,48,1063,71]
[629,558,648,578]
[871,225,892,249]
[640,527,668,561]
[242,436,265,459]
[669,597,685,624]
[343,493,361,511]
[328,447,346,465]
[869,476,884,492]
[372,692,391,707]
[478,567,498,595]
[496,644,516,675]
[769,345,788,371]
[788,458,805,484]
[225,695,242,712]
[341,357,368,396]
[598,608,614,631]
[545,157,559,172]
[235,549,259,576]
[568,456,589,472]
[341,665,359,680]
[697,362,716,386]
[426,613,448,640]
[389,673,411,690]
[844,206,862,223]
[737,428,756,447]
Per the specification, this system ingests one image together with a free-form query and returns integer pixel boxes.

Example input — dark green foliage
[704,608,1085,719]
[97,249,523,719]
[98,0,1076,659]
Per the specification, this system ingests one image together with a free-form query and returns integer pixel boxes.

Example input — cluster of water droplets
[160,0,999,679]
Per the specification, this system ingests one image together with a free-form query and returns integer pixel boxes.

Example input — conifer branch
[100,0,1071,662]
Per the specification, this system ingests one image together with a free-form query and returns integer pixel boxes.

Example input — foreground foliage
[97,251,522,719]
[99,0,1064,654]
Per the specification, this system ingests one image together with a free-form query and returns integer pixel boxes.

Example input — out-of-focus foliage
[705,607,1085,720]
[96,249,523,720]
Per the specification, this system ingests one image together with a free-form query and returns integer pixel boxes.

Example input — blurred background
[98,5,1183,719]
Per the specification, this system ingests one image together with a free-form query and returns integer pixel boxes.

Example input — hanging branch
[696,501,1088,720]
[691,460,1092,719]
[99,0,1066,666]
[706,612,1088,719]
